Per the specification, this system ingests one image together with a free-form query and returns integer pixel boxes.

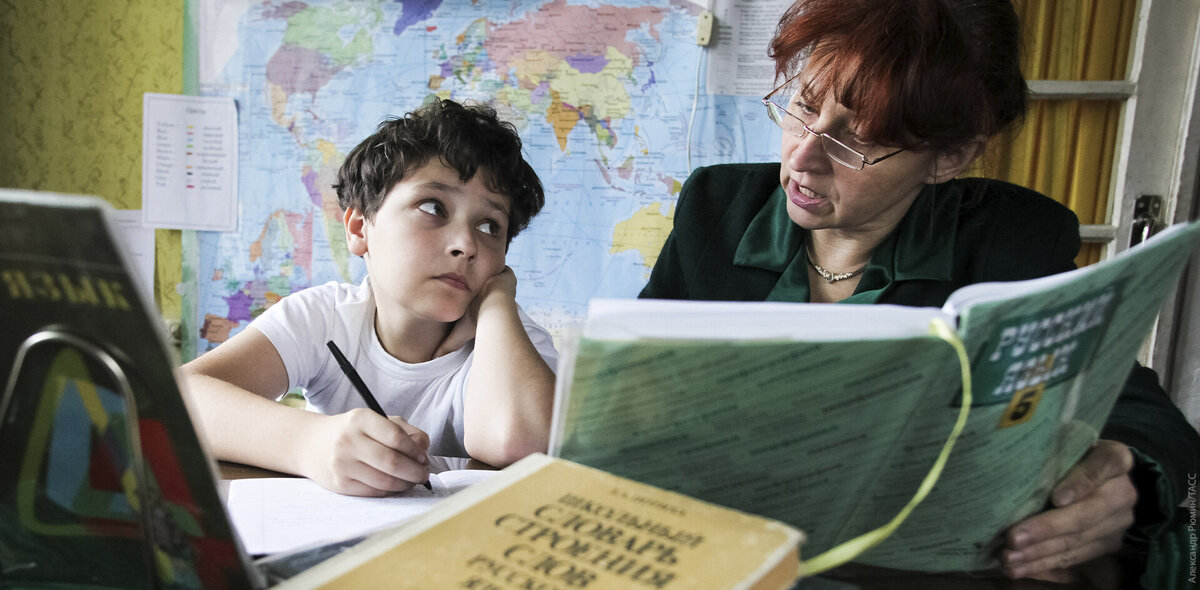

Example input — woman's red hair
[769,0,1027,152]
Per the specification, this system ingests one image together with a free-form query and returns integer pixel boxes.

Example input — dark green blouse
[641,163,1079,305]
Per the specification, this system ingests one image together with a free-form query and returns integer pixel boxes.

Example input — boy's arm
[461,269,556,467]
[179,327,431,495]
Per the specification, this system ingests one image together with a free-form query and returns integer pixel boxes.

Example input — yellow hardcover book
[275,453,806,590]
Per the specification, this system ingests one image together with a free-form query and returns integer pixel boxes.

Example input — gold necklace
[805,250,867,283]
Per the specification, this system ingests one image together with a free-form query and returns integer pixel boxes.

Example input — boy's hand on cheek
[435,266,517,357]
[482,265,518,300]
[299,408,431,496]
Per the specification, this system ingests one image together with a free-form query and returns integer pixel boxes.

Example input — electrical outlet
[696,10,714,46]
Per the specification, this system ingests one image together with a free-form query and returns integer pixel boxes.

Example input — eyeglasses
[762,81,905,171]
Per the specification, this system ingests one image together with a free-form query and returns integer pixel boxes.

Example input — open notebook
[0,190,487,588]
[226,463,494,555]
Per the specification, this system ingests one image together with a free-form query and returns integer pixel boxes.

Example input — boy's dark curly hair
[333,98,545,245]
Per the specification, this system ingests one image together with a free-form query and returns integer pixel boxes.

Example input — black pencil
[326,340,433,491]
[326,340,385,415]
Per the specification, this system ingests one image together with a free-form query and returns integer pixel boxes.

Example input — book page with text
[553,300,962,561]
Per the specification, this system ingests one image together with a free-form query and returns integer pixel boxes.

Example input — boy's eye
[477,219,502,236]
[417,201,444,217]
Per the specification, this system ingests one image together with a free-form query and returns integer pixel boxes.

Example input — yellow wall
[0,0,185,319]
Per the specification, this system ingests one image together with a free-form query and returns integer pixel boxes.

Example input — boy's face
[346,160,510,324]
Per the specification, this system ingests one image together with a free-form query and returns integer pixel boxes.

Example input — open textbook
[550,220,1200,573]
[227,469,497,554]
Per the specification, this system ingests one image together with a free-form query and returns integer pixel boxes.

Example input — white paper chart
[141,93,238,231]
[705,0,795,96]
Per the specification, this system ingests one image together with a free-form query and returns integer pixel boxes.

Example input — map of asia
[189,0,780,356]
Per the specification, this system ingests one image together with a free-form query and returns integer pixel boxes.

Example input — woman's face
[777,73,941,236]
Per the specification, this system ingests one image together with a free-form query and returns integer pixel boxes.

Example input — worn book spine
[276,453,805,590]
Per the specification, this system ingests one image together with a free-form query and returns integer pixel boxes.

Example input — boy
[180,99,557,496]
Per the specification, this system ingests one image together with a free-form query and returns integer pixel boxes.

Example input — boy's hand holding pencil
[296,407,432,497]
[312,340,435,496]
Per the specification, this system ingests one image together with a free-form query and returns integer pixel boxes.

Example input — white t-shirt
[252,277,559,457]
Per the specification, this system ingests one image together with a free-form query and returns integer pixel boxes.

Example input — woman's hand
[1000,440,1136,581]
[297,409,431,496]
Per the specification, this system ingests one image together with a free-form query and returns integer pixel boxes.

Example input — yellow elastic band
[800,318,973,576]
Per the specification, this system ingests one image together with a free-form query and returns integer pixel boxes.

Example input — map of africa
[188,0,781,357]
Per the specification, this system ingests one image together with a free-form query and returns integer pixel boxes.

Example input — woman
[641,0,1198,583]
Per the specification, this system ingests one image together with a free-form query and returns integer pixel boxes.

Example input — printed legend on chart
[142,93,238,231]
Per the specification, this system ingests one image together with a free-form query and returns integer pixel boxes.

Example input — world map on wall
[189,0,781,356]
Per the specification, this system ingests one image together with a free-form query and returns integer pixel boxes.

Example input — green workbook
[550,219,1200,573]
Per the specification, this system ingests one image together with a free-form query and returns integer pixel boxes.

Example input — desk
[217,461,1120,590]
[807,562,1123,590]
[218,457,496,481]
[219,460,293,480]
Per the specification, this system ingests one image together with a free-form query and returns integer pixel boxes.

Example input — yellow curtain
[969,0,1137,266]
